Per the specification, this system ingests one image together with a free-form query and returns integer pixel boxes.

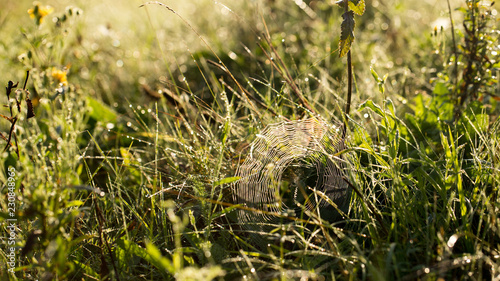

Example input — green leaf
[370,67,387,94]
[65,200,84,208]
[370,66,380,81]
[356,144,390,169]
[4,152,17,177]
[339,11,355,57]
[472,114,489,132]
[213,176,240,187]
[87,96,117,123]
[348,0,366,15]
[145,242,175,273]
[385,98,396,117]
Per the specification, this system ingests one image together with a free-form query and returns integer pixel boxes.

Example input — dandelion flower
[51,68,68,86]
[28,2,54,26]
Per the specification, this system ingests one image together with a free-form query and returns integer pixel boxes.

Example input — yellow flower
[51,68,68,86]
[28,2,54,26]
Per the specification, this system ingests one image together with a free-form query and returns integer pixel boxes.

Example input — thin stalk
[342,0,352,138]
[446,0,458,94]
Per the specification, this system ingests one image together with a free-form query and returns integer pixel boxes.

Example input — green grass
[1,0,499,280]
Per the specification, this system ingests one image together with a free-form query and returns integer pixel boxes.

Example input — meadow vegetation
[0,0,499,280]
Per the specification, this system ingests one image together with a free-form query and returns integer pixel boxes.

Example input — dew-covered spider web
[233,117,350,237]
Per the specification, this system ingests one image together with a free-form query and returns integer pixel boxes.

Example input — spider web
[233,117,349,232]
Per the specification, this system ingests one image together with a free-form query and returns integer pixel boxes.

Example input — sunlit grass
[0,0,499,280]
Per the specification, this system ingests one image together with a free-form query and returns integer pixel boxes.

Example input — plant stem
[342,0,352,139]
[344,50,352,138]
